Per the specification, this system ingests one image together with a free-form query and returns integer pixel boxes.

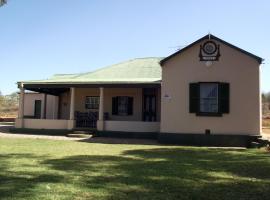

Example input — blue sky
[0,0,269,95]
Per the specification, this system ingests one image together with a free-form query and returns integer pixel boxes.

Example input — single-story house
[15,34,263,146]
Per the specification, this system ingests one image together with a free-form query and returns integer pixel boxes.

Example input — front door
[143,95,156,121]
[34,100,42,119]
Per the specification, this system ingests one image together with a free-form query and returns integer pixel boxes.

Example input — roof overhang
[21,82,161,95]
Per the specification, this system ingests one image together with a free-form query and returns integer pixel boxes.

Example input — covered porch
[15,84,161,133]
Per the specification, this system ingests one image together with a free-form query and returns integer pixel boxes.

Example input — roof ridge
[74,57,163,79]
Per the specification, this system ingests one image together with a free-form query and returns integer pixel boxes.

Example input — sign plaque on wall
[199,40,220,61]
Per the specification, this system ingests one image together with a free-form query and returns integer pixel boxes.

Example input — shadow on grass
[0,153,65,200]
[0,149,270,199]
[43,148,270,200]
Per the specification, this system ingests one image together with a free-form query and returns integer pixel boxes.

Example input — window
[85,96,99,109]
[112,96,133,116]
[189,82,229,116]
[199,83,218,113]
[118,96,129,115]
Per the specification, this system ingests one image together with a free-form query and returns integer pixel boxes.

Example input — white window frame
[199,83,219,113]
[85,96,99,109]
[117,96,129,116]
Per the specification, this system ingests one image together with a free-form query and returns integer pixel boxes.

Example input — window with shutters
[200,83,218,113]
[85,96,99,109]
[189,82,229,116]
[112,96,133,116]
[118,96,129,115]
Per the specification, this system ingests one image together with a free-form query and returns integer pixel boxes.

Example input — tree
[0,0,6,7]
[262,92,270,103]
[266,92,270,103]
[262,93,266,103]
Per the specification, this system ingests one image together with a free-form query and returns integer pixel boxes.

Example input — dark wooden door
[34,100,42,119]
[143,95,156,121]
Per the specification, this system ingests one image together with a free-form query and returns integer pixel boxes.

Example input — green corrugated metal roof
[21,57,163,85]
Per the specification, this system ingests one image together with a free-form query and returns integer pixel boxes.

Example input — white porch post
[69,87,75,120]
[16,83,25,128]
[43,93,47,119]
[18,84,25,119]
[67,87,75,130]
[97,87,104,131]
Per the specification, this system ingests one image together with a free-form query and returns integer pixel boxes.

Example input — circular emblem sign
[202,41,217,55]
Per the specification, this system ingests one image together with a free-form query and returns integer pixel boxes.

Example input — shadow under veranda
[78,136,161,145]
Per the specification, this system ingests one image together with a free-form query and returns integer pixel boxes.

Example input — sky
[0,0,269,95]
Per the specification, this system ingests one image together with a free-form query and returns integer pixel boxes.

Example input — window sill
[196,112,222,117]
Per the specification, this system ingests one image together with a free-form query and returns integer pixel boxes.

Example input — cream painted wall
[103,88,143,121]
[23,119,68,129]
[74,88,99,112]
[59,91,70,119]
[103,120,160,132]
[24,93,44,117]
[24,93,58,119]
[46,95,59,119]
[70,88,144,121]
[54,87,161,122]
[161,39,261,135]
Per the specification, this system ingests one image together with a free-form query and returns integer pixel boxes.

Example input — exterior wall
[23,119,68,129]
[24,93,44,117]
[156,87,161,122]
[161,39,261,135]
[23,93,58,119]
[74,88,100,112]
[59,91,70,119]
[46,95,59,119]
[104,88,143,121]
[70,88,144,121]
[103,120,160,132]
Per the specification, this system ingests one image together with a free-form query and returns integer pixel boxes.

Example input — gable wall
[161,39,261,135]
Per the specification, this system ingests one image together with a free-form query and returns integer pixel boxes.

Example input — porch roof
[19,57,163,86]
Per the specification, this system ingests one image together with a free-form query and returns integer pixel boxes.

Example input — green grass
[0,122,14,125]
[0,138,269,200]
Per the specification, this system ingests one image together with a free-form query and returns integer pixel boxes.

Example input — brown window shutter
[112,97,118,115]
[127,97,133,115]
[219,83,230,113]
[189,83,199,113]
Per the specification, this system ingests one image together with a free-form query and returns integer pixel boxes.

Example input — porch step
[66,130,94,138]
[73,130,91,135]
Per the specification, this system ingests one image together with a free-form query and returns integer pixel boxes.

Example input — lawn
[0,138,269,200]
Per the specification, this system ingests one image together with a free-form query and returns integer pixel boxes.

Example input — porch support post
[97,87,104,131]
[68,87,75,130]
[18,84,25,119]
[16,83,25,128]
[69,87,75,120]
[43,93,47,119]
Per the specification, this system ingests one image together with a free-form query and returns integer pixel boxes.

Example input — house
[15,34,263,146]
